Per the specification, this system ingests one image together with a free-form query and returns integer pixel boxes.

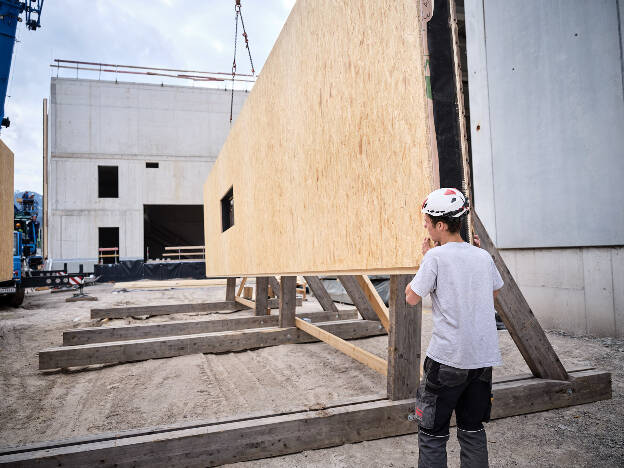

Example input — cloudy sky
[4,0,295,192]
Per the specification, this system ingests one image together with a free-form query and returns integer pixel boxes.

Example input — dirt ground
[0,283,622,467]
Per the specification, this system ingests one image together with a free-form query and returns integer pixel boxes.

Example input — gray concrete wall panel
[466,0,624,248]
[500,246,623,338]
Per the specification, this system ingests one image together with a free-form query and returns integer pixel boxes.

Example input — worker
[405,188,504,468]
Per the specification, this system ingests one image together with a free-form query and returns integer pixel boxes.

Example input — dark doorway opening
[143,205,204,260]
[98,227,119,264]
[98,166,119,198]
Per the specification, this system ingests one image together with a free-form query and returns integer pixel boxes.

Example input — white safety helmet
[421,188,469,218]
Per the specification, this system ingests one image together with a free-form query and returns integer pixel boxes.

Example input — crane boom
[0,0,44,127]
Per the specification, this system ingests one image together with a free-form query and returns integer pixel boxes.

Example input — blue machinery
[0,0,43,127]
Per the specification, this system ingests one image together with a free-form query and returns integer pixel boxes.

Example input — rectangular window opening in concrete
[98,166,118,198]
[98,227,119,265]
[146,162,159,168]
[221,187,234,232]
[143,205,204,260]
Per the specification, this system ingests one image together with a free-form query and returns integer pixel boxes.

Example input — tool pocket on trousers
[414,386,437,429]
[438,364,469,387]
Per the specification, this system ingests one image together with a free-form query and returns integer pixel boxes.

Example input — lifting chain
[230,0,255,124]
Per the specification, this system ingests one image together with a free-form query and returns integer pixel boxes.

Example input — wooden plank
[387,275,422,400]
[0,139,14,282]
[236,277,247,297]
[295,318,387,375]
[337,275,380,321]
[473,212,569,381]
[303,275,338,312]
[0,394,389,456]
[268,276,281,298]
[202,0,434,277]
[355,275,389,330]
[490,369,611,419]
[448,0,473,241]
[279,276,297,328]
[91,298,300,319]
[39,319,387,370]
[161,254,204,259]
[234,296,255,309]
[63,310,360,346]
[2,370,610,467]
[113,279,227,290]
[255,277,269,316]
[91,302,243,319]
[225,277,236,301]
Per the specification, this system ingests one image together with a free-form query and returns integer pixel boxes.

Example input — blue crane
[0,0,44,127]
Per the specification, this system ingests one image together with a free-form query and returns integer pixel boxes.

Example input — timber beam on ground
[63,309,359,346]
[39,319,386,370]
[90,298,302,320]
[0,369,610,467]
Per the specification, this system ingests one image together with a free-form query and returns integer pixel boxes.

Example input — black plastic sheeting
[321,276,391,306]
[428,0,470,241]
[95,260,207,283]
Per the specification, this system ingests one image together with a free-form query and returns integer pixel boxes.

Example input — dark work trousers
[415,356,493,468]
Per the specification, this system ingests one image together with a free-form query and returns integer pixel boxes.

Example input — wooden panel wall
[0,139,14,281]
[203,0,434,276]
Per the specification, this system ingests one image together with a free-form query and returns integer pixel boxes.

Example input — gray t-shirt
[410,241,504,369]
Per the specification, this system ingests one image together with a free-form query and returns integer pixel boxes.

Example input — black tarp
[428,0,470,241]
[95,260,206,283]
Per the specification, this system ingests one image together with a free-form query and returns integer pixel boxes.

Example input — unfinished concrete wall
[501,248,624,338]
[49,78,248,268]
[0,139,13,281]
[465,0,624,337]
[203,0,434,276]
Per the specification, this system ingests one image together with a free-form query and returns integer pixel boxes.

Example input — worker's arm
[493,289,499,300]
[405,283,422,306]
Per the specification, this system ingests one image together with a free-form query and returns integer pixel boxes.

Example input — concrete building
[465,0,624,337]
[48,78,248,269]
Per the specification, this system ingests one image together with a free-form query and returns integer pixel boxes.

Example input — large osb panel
[203,0,434,276]
[0,139,14,281]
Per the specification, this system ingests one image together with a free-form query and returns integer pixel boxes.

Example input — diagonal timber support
[303,275,338,312]
[473,212,568,381]
[295,317,387,375]
[355,275,389,331]
[268,276,281,298]
[337,275,380,321]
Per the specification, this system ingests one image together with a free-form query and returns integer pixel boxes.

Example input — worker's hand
[422,237,433,255]
[473,234,481,248]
